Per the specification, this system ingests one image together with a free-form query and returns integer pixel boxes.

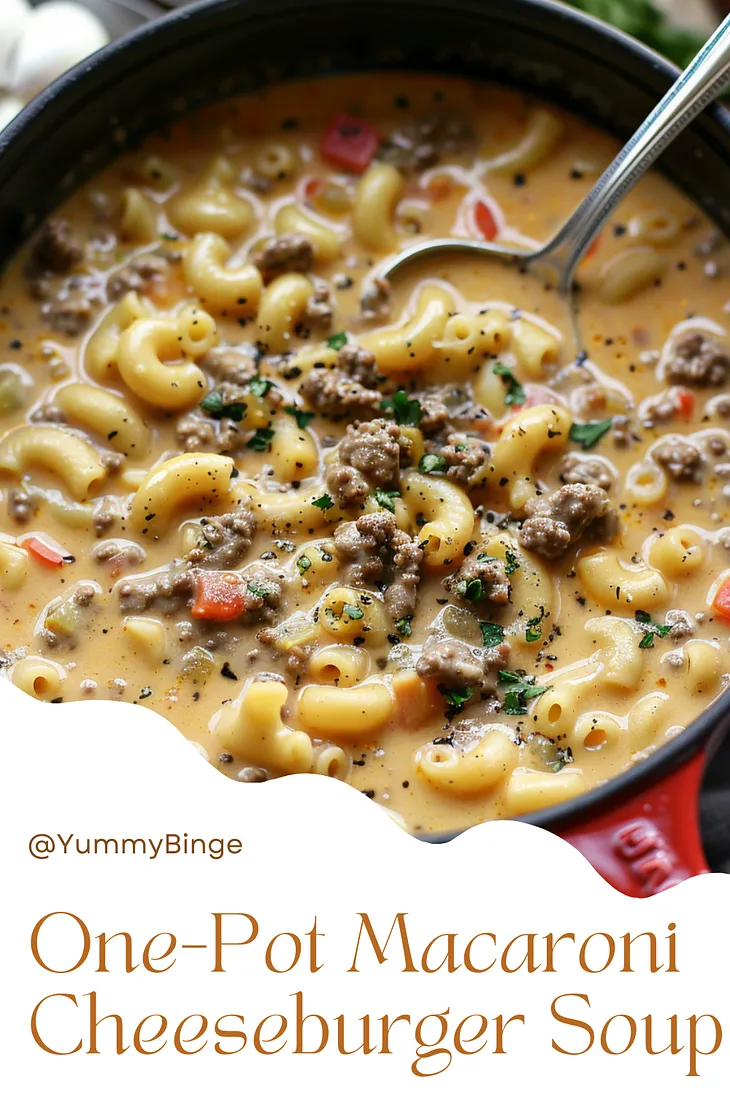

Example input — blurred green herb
[567,1,707,71]
[374,487,400,512]
[381,389,422,426]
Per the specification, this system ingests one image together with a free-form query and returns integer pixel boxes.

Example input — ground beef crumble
[665,331,730,387]
[299,344,382,419]
[231,564,284,618]
[427,432,491,487]
[201,345,259,386]
[184,510,257,569]
[325,418,411,505]
[41,292,95,338]
[118,566,193,614]
[518,483,617,559]
[416,637,510,693]
[378,109,474,173]
[360,275,391,320]
[118,559,283,623]
[664,608,695,642]
[301,280,333,330]
[333,510,424,621]
[559,452,615,492]
[651,436,704,481]
[107,252,169,301]
[31,219,84,274]
[176,412,233,453]
[253,233,314,278]
[443,553,510,606]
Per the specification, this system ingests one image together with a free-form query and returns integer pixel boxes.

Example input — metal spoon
[377,14,730,295]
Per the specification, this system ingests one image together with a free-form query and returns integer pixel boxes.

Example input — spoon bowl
[376,14,730,296]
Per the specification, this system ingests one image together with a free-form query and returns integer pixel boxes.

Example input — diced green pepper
[44,599,81,637]
[0,372,25,416]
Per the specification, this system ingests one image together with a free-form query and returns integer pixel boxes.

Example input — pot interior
[2,0,730,841]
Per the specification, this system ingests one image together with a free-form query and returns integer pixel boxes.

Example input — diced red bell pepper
[303,176,324,201]
[712,577,730,622]
[191,570,247,621]
[473,198,498,241]
[675,387,695,420]
[23,535,71,567]
[320,114,381,173]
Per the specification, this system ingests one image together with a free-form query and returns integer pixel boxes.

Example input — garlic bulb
[0,0,30,88]
[7,2,109,102]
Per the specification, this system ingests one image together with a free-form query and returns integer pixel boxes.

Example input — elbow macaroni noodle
[55,382,151,459]
[169,156,255,239]
[0,425,107,500]
[360,285,453,373]
[130,452,234,534]
[256,272,315,353]
[352,162,405,253]
[491,403,572,510]
[116,311,215,410]
[274,203,342,263]
[184,233,263,315]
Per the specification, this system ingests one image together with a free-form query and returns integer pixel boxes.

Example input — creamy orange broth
[2,74,730,833]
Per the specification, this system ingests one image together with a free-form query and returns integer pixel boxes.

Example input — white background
[1,681,728,1092]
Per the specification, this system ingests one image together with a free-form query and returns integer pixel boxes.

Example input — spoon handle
[548,14,730,292]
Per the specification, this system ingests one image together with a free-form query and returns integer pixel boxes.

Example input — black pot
[2,0,729,894]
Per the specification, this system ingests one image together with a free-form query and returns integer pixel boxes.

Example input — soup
[1,74,730,833]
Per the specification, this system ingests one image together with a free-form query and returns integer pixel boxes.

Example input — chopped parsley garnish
[381,389,422,426]
[529,732,574,773]
[455,577,483,602]
[567,0,707,73]
[285,405,316,429]
[200,390,247,421]
[504,549,520,576]
[418,453,448,475]
[296,554,312,575]
[525,607,546,643]
[312,493,334,511]
[327,331,348,351]
[249,376,274,398]
[343,603,364,620]
[438,684,473,711]
[395,615,413,639]
[480,621,505,647]
[374,487,400,513]
[635,609,672,648]
[247,427,275,451]
[498,668,550,715]
[247,582,270,599]
[569,417,613,450]
[493,361,525,406]
[549,746,574,773]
